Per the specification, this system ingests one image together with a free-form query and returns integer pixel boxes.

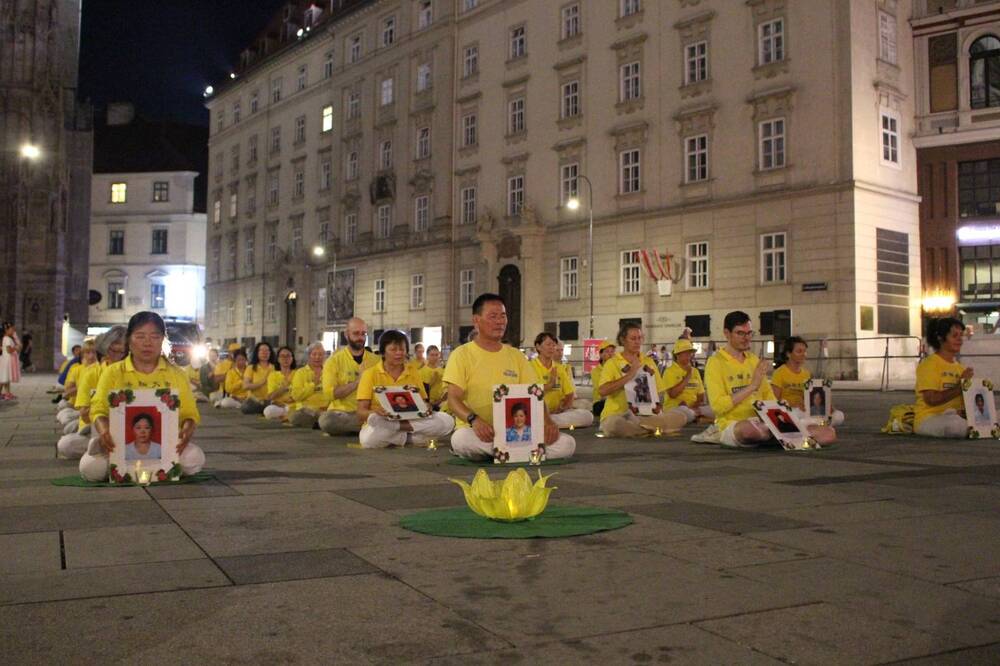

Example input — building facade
[0,0,93,369]
[206,0,924,381]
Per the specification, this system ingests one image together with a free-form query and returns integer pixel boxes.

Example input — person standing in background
[1,322,22,400]
[19,333,33,373]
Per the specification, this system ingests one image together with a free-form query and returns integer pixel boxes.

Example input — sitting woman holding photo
[81,311,205,482]
[215,350,249,409]
[262,346,297,420]
[771,336,845,427]
[913,317,973,438]
[356,330,454,448]
[505,402,532,442]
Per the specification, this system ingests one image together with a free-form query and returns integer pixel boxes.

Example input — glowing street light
[566,197,580,211]
[312,245,326,257]
[203,85,214,97]
[20,144,40,160]
[565,176,595,338]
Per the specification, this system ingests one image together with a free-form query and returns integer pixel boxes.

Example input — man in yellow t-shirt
[531,332,593,428]
[319,317,378,435]
[589,340,615,419]
[418,345,446,408]
[444,294,575,460]
[662,338,713,424]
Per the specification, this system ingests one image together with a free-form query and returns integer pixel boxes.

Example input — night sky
[80,0,287,126]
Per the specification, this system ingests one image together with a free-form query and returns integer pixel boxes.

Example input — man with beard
[319,317,378,435]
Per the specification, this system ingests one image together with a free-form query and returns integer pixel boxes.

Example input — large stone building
[87,106,208,329]
[206,0,924,380]
[0,0,93,369]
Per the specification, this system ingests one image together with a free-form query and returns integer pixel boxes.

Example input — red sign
[583,338,603,373]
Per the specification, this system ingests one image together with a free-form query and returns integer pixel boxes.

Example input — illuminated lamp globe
[566,197,581,211]
[20,144,41,160]
[312,245,325,257]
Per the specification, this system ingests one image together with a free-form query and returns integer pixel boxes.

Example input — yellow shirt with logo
[357,361,428,403]
[419,364,446,404]
[704,348,775,430]
[73,362,103,429]
[598,352,665,421]
[289,366,329,412]
[91,355,200,426]
[531,357,575,413]
[322,347,379,412]
[914,353,965,428]
[661,363,705,410]
[242,364,273,400]
[770,364,811,410]
[224,367,249,400]
[442,342,535,427]
[267,369,295,406]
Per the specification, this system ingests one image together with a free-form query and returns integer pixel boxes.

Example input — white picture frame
[491,383,545,463]
[374,385,432,420]
[624,364,660,416]
[804,378,833,421]
[753,399,819,451]
[107,388,180,484]
[962,379,998,439]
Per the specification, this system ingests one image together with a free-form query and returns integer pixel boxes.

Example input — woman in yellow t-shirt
[662,338,713,425]
[56,341,101,428]
[215,349,250,409]
[263,346,297,420]
[532,332,593,428]
[598,322,688,438]
[913,317,973,438]
[771,337,845,427]
[287,342,329,428]
[418,345,447,408]
[240,342,275,414]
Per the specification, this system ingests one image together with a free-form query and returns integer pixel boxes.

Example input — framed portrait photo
[624,365,660,416]
[491,384,545,463]
[374,385,432,420]
[962,379,999,439]
[107,388,180,484]
[753,400,817,451]
[804,379,833,421]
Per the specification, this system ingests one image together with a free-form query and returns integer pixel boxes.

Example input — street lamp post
[567,175,595,338]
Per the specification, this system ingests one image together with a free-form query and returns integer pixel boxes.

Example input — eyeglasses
[731,330,754,338]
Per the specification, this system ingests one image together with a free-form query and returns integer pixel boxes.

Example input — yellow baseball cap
[672,339,695,356]
[227,343,242,352]
[598,340,615,351]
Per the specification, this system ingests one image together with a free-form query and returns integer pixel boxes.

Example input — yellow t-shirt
[704,348,775,430]
[531,357,575,413]
[598,352,664,421]
[357,361,428,403]
[590,364,604,395]
[65,363,84,390]
[213,358,233,379]
[267,369,295,405]
[442,342,535,427]
[91,356,200,426]
[224,367,249,399]
[73,362,103,429]
[770,364,811,410]
[914,353,965,428]
[289,366,329,412]
[406,358,425,372]
[661,363,705,410]
[242,364,273,400]
[322,347,379,412]
[419,365,446,404]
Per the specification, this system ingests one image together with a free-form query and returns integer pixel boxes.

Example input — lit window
[560,163,579,205]
[229,192,238,218]
[685,134,708,183]
[686,242,709,289]
[322,105,333,132]
[759,118,785,170]
[759,18,784,65]
[620,250,641,294]
[213,199,221,224]
[151,283,166,309]
[110,182,127,203]
[760,232,787,284]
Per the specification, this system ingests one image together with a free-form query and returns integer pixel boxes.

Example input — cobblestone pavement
[2,374,999,664]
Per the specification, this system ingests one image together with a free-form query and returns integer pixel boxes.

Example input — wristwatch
[467,412,478,425]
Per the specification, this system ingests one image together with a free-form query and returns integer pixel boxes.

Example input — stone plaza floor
[1,373,1000,664]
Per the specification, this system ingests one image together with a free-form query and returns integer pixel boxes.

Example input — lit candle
[427,439,437,451]
[569,424,575,431]
[654,427,662,437]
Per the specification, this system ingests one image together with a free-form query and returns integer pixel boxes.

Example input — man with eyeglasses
[702,310,775,448]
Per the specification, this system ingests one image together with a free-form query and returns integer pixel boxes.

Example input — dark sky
[80,0,287,126]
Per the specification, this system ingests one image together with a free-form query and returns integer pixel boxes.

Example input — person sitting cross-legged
[662,338,714,425]
[590,340,616,419]
[240,342,275,414]
[445,293,575,461]
[215,350,249,409]
[418,345,447,409]
[913,317,974,438]
[262,346,297,420]
[285,343,330,428]
[319,317,378,435]
[356,330,455,448]
[771,336,844,427]
[531,332,593,429]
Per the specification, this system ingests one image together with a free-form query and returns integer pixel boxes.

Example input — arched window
[970,35,1000,109]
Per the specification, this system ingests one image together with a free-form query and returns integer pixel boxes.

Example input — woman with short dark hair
[913,318,973,438]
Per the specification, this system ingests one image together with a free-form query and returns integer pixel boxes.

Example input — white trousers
[667,404,715,425]
[263,404,288,420]
[359,412,455,449]
[56,408,79,425]
[215,397,243,409]
[450,426,576,461]
[57,399,71,411]
[792,408,845,427]
[57,433,93,459]
[79,438,206,482]
[550,408,594,429]
[914,411,968,439]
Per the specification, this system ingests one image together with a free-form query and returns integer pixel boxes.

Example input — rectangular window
[297,65,307,91]
[250,91,259,114]
[958,159,1000,218]
[211,238,220,280]
[760,232,786,284]
[620,250,641,294]
[324,51,334,79]
[151,283,166,309]
[344,212,358,244]
[232,101,241,124]
[265,295,276,323]
[620,61,641,101]
[108,282,124,310]
[270,126,281,154]
[228,234,238,274]
[108,230,124,255]
[460,269,475,306]
[268,172,279,206]
[461,186,477,225]
[759,18,784,65]
[876,228,910,335]
[685,134,708,183]
[216,109,224,132]
[560,163,579,204]
[880,111,900,166]
[248,135,258,163]
[347,91,360,119]
[685,41,708,84]
[271,77,283,103]
[686,241,709,289]
[463,45,479,77]
[417,63,432,92]
[295,115,306,143]
[376,204,392,238]
[291,219,303,256]
[561,80,580,118]
[152,181,169,202]
[759,118,785,170]
[245,228,255,274]
[213,199,221,225]
[562,4,580,39]
[348,34,362,63]
[414,195,429,231]
[246,191,256,217]
[462,113,477,147]
[321,105,333,133]
[410,274,425,309]
[151,228,168,254]
[265,227,276,262]
[244,297,253,324]
[381,16,396,47]
[346,151,359,180]
[229,192,238,218]
[231,145,240,173]
[380,77,394,106]
[560,256,579,299]
[294,169,304,198]
[227,302,235,326]
[320,159,332,190]
[379,140,393,169]
[878,11,897,65]
[508,97,525,134]
[110,182,127,203]
[319,221,330,246]
[416,127,431,159]
[621,0,640,17]
[510,26,526,59]
[507,175,524,216]
[620,148,641,194]
[418,1,433,29]
[374,278,386,312]
[464,0,478,10]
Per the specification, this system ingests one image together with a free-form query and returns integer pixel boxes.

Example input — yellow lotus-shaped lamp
[449,468,555,522]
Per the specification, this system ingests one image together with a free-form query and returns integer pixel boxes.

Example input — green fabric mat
[51,472,215,488]
[400,504,632,539]
[446,456,574,467]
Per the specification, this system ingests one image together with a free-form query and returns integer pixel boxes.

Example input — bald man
[319,317,379,435]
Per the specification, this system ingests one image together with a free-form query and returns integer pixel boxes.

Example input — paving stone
[0,483,149,508]
[215,547,378,584]
[0,500,170,534]
[640,534,816,570]
[628,465,756,481]
[0,531,61,574]
[144,479,242,499]
[63,523,206,569]
[951,577,1000,600]
[622,499,819,535]
[891,643,1000,665]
